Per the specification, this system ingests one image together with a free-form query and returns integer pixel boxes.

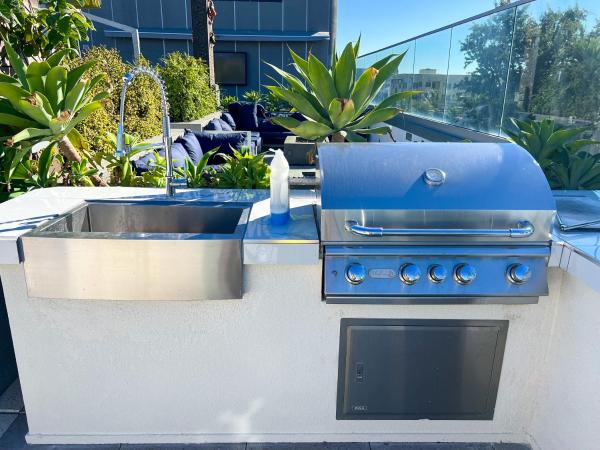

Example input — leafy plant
[504,117,600,189]
[0,142,29,196]
[265,39,419,142]
[0,0,97,60]
[550,150,600,190]
[68,158,98,187]
[185,149,217,188]
[99,131,153,186]
[141,151,185,188]
[214,147,270,189]
[68,47,162,155]
[242,90,263,103]
[264,91,291,112]
[0,41,108,186]
[159,52,218,122]
[220,95,238,109]
[12,144,61,189]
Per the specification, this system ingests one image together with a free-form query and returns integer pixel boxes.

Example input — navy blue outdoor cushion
[228,102,259,131]
[258,118,289,133]
[204,118,233,132]
[175,131,203,165]
[134,142,189,173]
[189,130,247,165]
[220,112,236,130]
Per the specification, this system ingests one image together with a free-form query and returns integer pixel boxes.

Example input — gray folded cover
[556,195,600,231]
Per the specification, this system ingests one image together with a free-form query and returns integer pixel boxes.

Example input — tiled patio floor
[0,380,531,450]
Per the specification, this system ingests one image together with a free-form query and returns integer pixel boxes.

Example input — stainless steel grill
[317,142,556,304]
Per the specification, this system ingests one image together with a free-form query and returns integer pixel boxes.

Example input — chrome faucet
[116,67,184,196]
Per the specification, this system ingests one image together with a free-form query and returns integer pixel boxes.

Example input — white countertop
[5,187,600,294]
[0,187,320,266]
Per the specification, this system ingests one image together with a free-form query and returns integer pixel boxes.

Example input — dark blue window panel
[259,0,283,31]
[162,0,188,28]
[235,1,259,30]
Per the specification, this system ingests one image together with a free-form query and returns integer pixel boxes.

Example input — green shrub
[159,52,218,122]
[68,46,162,154]
[220,94,238,109]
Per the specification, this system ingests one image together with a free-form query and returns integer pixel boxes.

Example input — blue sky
[337,0,600,74]
[336,0,499,55]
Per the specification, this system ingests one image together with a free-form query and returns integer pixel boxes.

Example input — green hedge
[69,46,162,154]
[159,52,218,122]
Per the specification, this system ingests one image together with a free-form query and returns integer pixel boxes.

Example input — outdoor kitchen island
[0,188,599,448]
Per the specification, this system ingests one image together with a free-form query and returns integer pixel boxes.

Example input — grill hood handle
[344,220,535,238]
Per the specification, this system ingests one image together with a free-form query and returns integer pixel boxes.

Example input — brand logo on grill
[352,405,368,412]
[368,268,396,279]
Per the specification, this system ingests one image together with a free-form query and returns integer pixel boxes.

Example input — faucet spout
[116,67,183,196]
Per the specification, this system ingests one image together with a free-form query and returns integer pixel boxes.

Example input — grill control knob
[345,263,366,285]
[400,263,421,285]
[454,264,477,285]
[507,264,532,284]
[428,265,448,283]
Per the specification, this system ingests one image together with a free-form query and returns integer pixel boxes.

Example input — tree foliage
[0,0,96,60]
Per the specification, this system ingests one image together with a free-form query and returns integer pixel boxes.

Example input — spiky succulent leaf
[12,127,53,144]
[334,42,356,98]
[3,41,29,91]
[266,85,329,124]
[272,116,334,141]
[350,67,378,116]
[328,98,355,129]
[44,66,68,112]
[349,107,401,130]
[307,54,337,109]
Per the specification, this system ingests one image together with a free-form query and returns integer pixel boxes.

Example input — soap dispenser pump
[270,149,290,225]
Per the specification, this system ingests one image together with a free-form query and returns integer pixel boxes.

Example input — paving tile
[493,444,531,450]
[0,413,18,438]
[121,445,245,450]
[0,414,119,450]
[0,414,29,449]
[247,444,369,450]
[371,444,495,450]
[0,379,24,413]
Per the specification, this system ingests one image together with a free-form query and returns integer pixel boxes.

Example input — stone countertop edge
[0,187,319,266]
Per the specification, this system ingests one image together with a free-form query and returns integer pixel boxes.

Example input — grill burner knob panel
[400,263,421,285]
[454,264,477,285]
[507,264,532,284]
[428,265,448,283]
[345,263,366,285]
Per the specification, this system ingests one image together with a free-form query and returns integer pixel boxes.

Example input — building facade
[85,0,336,97]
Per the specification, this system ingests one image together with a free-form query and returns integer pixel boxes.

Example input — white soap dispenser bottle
[270,149,290,225]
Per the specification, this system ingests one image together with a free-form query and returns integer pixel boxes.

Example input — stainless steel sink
[20,200,251,301]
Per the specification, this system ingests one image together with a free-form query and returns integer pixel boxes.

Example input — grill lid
[318,142,555,212]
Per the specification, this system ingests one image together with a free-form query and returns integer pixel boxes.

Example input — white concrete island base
[0,188,599,450]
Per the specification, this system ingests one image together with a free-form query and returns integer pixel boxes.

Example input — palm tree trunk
[57,137,108,187]
[331,131,345,142]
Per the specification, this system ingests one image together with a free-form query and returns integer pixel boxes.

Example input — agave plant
[186,149,217,188]
[100,131,155,186]
[0,41,108,185]
[503,118,598,169]
[264,39,419,142]
[549,150,600,190]
[504,118,600,189]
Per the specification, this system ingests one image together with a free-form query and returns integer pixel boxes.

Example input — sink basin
[20,200,251,301]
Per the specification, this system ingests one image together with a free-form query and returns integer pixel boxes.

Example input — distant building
[85,0,336,97]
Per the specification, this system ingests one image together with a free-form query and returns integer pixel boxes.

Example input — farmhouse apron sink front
[19,200,251,301]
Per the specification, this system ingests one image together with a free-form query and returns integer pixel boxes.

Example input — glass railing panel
[411,29,452,120]
[369,41,416,108]
[443,7,516,135]
[503,0,600,149]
